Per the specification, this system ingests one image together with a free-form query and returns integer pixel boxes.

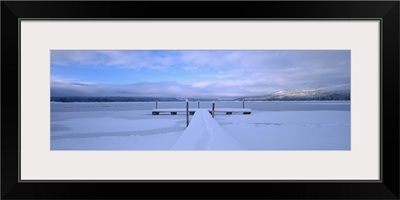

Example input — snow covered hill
[238,86,350,101]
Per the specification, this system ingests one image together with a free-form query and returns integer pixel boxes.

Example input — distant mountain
[50,96,219,102]
[236,87,350,101]
[51,86,350,102]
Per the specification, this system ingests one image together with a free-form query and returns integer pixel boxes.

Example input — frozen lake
[51,101,350,150]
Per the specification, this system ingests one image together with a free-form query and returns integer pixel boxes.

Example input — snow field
[51,102,350,150]
[215,110,350,150]
[51,110,188,150]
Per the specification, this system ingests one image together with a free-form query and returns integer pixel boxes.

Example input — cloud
[51,50,175,70]
[51,50,350,98]
[51,51,107,67]
[51,50,259,71]
[182,66,198,71]
[51,75,189,97]
[51,75,273,98]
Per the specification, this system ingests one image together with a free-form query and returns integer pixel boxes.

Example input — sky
[51,50,350,98]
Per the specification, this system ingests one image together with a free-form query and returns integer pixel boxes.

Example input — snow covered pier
[171,109,244,150]
[151,108,251,115]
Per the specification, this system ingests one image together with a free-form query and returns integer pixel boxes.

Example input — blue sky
[51,50,350,98]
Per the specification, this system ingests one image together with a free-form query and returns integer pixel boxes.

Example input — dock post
[198,101,200,108]
[186,99,189,127]
[156,101,158,109]
[242,100,245,108]
[212,101,215,118]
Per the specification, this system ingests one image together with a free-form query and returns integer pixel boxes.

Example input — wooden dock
[170,109,244,150]
[152,108,251,115]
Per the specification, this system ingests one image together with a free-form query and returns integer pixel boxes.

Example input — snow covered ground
[51,101,350,150]
[51,110,187,150]
[215,110,350,150]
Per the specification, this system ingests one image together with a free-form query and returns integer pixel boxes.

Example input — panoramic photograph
[50,50,350,150]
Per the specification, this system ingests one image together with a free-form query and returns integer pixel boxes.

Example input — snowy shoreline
[51,101,350,112]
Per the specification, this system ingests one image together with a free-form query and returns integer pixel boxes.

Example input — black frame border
[2,1,399,199]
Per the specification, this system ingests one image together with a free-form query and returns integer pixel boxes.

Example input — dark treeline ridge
[51,89,350,102]
[51,95,350,103]
[50,97,219,102]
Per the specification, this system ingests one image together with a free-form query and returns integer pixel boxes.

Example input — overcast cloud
[51,50,350,98]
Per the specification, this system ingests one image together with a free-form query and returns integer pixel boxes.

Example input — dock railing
[152,101,251,115]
